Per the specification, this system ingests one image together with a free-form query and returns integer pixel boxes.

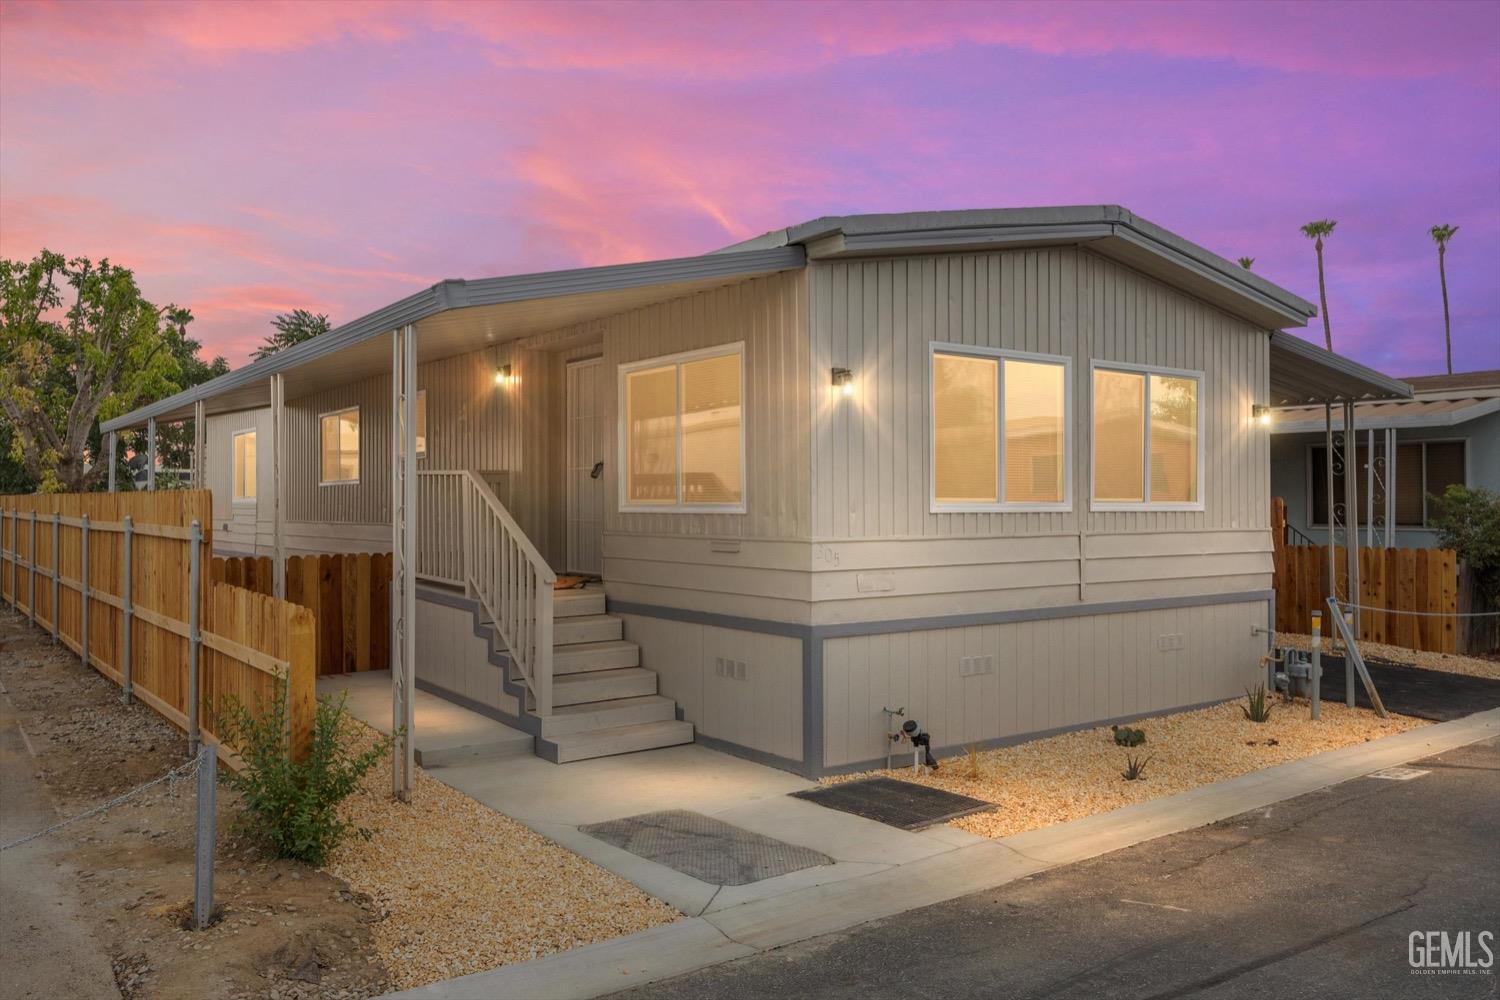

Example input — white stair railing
[416,471,466,586]
[460,470,555,716]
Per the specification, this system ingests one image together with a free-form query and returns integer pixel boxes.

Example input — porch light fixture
[494,364,514,387]
[831,367,855,397]
[1252,403,1272,427]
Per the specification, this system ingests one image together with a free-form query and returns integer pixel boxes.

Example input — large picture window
[1310,439,1464,528]
[319,406,360,485]
[930,345,1069,511]
[619,344,744,511]
[1091,364,1201,509]
[232,430,256,501]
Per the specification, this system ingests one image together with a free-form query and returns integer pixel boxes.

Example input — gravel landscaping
[1276,631,1500,680]
[825,697,1428,840]
[325,727,679,992]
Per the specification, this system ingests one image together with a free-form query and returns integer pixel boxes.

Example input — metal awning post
[390,325,417,801]
[146,417,158,490]
[107,431,118,492]
[1324,403,1336,605]
[192,400,206,489]
[1384,428,1397,547]
[1365,427,1375,548]
[271,374,285,599]
[1344,401,1360,638]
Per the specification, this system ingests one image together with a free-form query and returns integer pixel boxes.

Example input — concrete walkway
[0,687,119,999]
[388,707,1500,1000]
[318,670,533,767]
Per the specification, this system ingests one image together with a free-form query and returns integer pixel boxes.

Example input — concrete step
[551,667,657,706]
[554,613,623,646]
[415,734,534,769]
[555,587,606,618]
[554,639,640,675]
[544,719,695,763]
[539,695,678,738]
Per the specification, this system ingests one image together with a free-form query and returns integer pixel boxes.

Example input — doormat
[580,810,831,885]
[792,777,994,831]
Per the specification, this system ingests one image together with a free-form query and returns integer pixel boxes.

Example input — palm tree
[1430,224,1459,374]
[1300,219,1338,350]
[1237,256,1255,270]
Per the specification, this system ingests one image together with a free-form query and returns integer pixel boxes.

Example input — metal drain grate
[580,810,832,885]
[792,777,994,830]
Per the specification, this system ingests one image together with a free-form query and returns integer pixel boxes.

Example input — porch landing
[318,670,533,768]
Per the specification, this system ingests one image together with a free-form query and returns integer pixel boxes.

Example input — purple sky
[2,0,1497,375]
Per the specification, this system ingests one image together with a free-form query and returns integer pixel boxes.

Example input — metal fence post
[122,515,134,704]
[50,512,60,641]
[187,520,202,756]
[193,741,217,931]
[80,514,90,668]
[28,510,36,623]
[1309,610,1322,721]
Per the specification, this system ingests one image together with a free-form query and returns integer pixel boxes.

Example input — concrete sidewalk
[388,707,1500,1000]
[0,687,119,999]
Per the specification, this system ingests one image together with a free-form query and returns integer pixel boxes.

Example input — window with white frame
[232,430,256,501]
[931,345,1070,510]
[1091,364,1201,508]
[415,389,427,458]
[619,344,744,511]
[319,406,360,484]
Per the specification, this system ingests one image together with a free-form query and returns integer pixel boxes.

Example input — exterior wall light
[831,367,855,397]
[1252,403,1272,427]
[494,364,514,387]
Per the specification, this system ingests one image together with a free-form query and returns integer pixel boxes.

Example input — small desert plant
[216,682,392,865]
[1121,754,1152,781]
[1111,724,1147,747]
[1241,683,1274,723]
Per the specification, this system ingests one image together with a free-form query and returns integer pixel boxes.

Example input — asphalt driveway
[1318,657,1500,721]
[616,736,1499,1000]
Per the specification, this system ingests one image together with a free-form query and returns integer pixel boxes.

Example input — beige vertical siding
[415,598,521,718]
[821,600,1268,769]
[205,409,273,552]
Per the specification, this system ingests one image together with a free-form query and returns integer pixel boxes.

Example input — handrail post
[536,580,553,717]
[80,514,90,668]
[461,477,473,598]
[122,515,134,704]
[187,519,203,756]
[51,513,60,640]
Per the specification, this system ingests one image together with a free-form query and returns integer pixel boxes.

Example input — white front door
[565,357,606,576]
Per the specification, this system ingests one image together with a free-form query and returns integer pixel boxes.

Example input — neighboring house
[1271,369,1500,548]
[101,206,1408,776]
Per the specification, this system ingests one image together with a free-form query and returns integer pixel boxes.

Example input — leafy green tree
[1429,224,1459,375]
[0,251,186,492]
[1431,485,1500,604]
[254,308,330,360]
[1237,256,1255,270]
[1299,219,1338,351]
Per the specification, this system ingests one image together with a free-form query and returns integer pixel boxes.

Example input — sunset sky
[2,0,1497,374]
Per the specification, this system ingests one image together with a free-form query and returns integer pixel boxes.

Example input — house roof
[1399,369,1500,395]
[717,205,1318,330]
[105,205,1372,434]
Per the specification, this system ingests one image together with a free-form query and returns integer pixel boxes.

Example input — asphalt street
[616,736,1500,1000]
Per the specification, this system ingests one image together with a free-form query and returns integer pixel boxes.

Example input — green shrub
[1111,724,1147,747]
[216,682,392,865]
[1241,684,1274,723]
[1431,485,1500,603]
[1121,754,1151,781]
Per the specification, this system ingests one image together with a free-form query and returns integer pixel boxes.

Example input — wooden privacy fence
[1271,500,1460,653]
[0,491,315,764]
[211,552,390,676]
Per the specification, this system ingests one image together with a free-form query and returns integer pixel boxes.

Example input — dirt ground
[0,607,390,1000]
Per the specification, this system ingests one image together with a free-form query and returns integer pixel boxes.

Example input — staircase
[421,469,693,764]
[534,585,694,762]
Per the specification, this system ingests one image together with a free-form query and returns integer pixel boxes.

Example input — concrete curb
[386,707,1500,1000]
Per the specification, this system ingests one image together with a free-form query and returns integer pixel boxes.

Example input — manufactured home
[102,206,1411,777]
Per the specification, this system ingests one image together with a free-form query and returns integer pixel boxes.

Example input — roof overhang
[719,206,1317,331]
[1267,331,1413,407]
[103,246,805,431]
[1270,394,1500,434]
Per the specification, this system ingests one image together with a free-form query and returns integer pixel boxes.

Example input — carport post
[146,417,157,490]
[193,400,207,489]
[271,374,285,599]
[107,431,118,492]
[1344,401,1360,638]
[390,324,417,801]
[1324,403,1336,605]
